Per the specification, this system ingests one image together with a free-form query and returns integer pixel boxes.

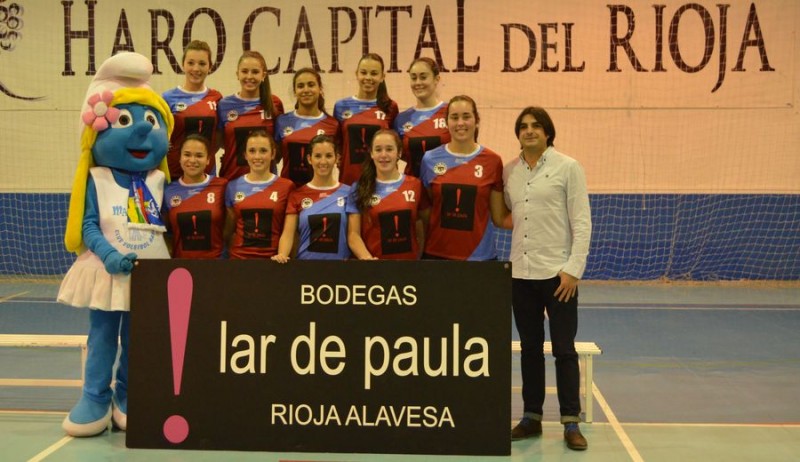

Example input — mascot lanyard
[124,171,164,227]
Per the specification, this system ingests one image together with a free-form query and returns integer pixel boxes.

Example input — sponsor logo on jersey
[301,197,314,209]
[433,162,448,175]
[316,129,326,135]
[170,195,182,207]
[402,121,413,133]
[370,194,381,206]
[337,196,345,207]
[283,126,294,136]
[342,110,352,119]
[234,191,246,203]
[175,102,187,112]
[226,110,239,122]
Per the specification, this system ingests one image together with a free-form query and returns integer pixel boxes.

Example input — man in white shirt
[502,107,591,450]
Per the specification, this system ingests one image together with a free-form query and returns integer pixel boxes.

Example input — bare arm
[490,189,512,229]
[347,213,376,260]
[416,207,430,259]
[223,207,236,249]
[272,213,297,263]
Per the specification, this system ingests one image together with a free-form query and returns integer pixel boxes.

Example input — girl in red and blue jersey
[273,135,351,262]
[224,130,294,259]
[276,67,340,187]
[217,51,283,181]
[393,57,450,178]
[162,40,222,181]
[162,134,227,259]
[347,129,429,260]
[334,53,398,185]
[419,95,505,261]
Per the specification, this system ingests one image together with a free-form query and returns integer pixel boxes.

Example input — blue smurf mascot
[58,52,174,437]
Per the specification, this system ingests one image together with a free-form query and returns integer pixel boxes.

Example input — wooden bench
[0,334,88,388]
[511,341,602,423]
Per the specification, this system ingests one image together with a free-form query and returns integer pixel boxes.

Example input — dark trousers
[512,277,581,421]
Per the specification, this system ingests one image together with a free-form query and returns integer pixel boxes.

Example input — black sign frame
[127,260,511,456]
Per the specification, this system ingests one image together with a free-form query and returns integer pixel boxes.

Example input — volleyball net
[0,1,797,280]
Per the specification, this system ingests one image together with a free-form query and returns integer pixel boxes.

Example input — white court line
[624,422,800,428]
[0,291,30,303]
[593,382,644,462]
[27,436,73,462]
[0,410,67,416]
[584,305,800,311]
[18,299,800,310]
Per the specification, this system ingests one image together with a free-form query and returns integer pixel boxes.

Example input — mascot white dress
[58,52,174,437]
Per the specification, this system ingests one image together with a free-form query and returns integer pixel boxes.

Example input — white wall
[1,0,797,193]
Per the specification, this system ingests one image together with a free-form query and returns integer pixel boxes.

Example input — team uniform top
[333,96,399,185]
[346,175,430,260]
[420,145,503,261]
[275,111,340,187]
[162,175,228,259]
[286,183,352,260]
[162,86,223,180]
[393,102,450,178]
[225,175,295,259]
[217,93,284,181]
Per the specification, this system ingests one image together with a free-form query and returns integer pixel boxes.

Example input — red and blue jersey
[393,102,450,178]
[217,94,284,181]
[162,175,228,259]
[275,111,340,187]
[225,175,294,259]
[287,183,352,260]
[420,145,503,261]
[334,96,399,185]
[346,175,429,260]
[162,87,223,180]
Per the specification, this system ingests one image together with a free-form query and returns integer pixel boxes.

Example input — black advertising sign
[127,260,511,455]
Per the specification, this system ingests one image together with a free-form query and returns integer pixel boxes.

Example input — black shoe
[564,422,588,450]
[511,417,542,440]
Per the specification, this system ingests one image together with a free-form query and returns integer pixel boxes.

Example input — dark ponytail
[238,51,276,118]
[360,53,392,115]
[354,128,402,212]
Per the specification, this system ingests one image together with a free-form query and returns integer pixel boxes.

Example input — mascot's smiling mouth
[129,150,149,159]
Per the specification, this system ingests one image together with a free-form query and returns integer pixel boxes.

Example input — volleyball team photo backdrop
[0,0,798,280]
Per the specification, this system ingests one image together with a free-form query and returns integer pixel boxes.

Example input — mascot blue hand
[92,103,169,171]
[102,251,137,275]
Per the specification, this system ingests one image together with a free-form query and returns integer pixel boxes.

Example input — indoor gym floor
[1,279,798,462]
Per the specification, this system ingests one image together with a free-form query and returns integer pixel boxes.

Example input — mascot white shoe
[58,52,173,437]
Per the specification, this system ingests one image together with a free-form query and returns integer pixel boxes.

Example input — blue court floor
[1,279,799,461]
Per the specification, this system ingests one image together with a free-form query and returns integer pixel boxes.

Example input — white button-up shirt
[503,146,592,280]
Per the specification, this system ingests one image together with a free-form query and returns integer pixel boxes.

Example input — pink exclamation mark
[455,188,461,213]
[321,216,328,237]
[394,215,400,237]
[191,215,198,235]
[254,212,260,233]
[164,268,193,444]
[300,146,306,167]
[198,120,204,134]
[361,127,367,147]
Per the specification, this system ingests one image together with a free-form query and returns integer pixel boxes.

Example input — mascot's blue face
[92,103,169,171]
